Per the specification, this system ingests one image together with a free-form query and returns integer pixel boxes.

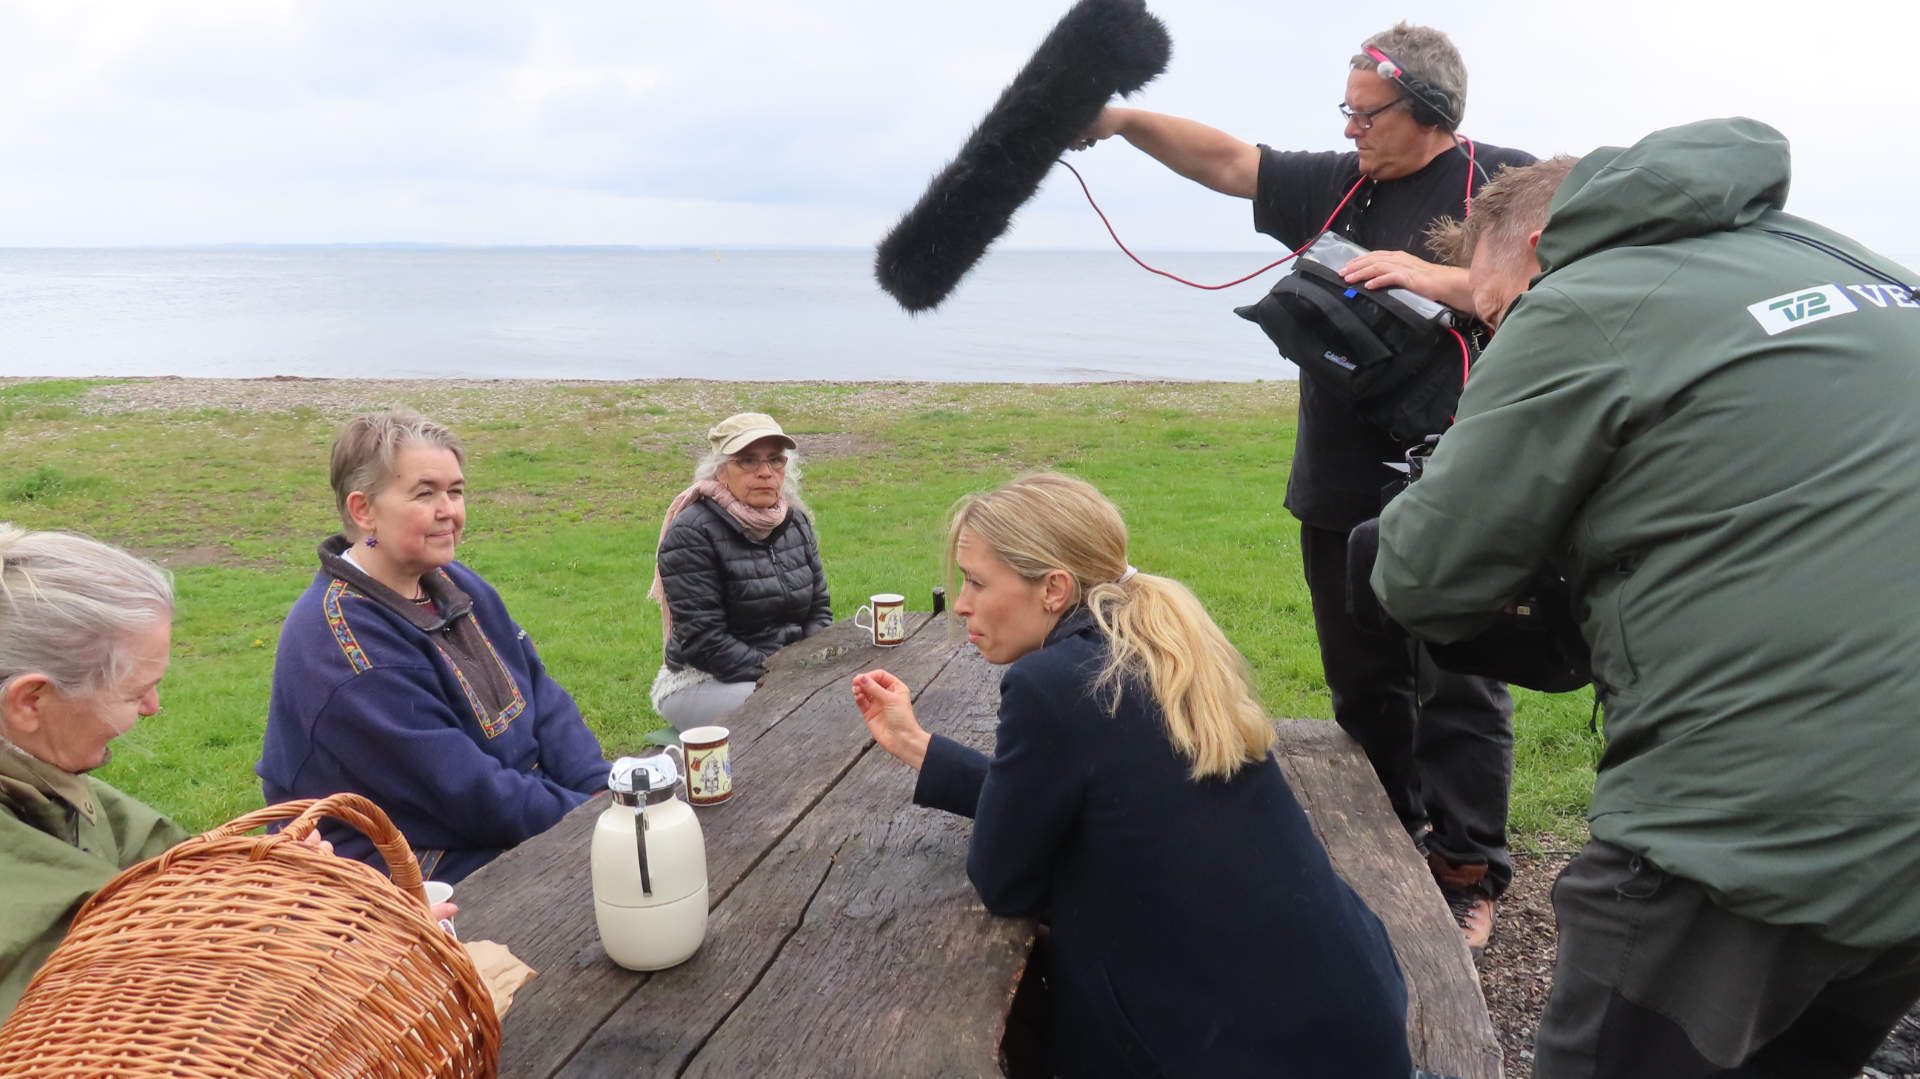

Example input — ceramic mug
[682,725,733,806]
[854,593,907,647]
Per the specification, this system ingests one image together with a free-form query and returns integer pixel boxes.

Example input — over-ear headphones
[1363,45,1460,131]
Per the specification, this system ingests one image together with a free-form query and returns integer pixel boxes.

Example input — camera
[1346,438,1592,694]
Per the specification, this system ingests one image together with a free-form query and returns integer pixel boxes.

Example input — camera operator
[1372,120,1920,1077]
[1078,22,1534,953]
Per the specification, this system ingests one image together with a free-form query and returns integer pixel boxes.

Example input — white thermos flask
[590,751,709,970]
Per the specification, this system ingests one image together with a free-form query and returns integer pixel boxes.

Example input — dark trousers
[1536,840,1920,1078]
[1300,522,1514,896]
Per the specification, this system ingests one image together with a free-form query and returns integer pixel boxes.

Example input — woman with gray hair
[258,410,609,884]
[0,525,183,1020]
[649,412,831,730]
[0,526,442,1024]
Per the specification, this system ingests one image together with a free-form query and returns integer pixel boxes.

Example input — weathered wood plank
[1274,718,1504,1079]
[559,628,1025,1078]
[459,614,957,1078]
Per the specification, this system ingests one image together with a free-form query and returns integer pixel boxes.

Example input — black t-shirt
[1251,140,1536,530]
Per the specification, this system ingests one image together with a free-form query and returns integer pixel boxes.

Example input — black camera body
[1348,438,1593,694]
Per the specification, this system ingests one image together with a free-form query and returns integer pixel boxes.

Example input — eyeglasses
[1338,97,1405,131]
[731,454,789,472]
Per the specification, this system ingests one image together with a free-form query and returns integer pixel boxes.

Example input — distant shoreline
[1,376,1300,422]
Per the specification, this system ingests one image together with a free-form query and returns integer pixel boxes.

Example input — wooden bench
[456,613,1501,1076]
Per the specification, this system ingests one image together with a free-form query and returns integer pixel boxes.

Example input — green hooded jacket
[0,745,186,1020]
[1372,117,1920,948]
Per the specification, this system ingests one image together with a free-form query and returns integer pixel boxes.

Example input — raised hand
[1073,106,1128,151]
[852,669,931,771]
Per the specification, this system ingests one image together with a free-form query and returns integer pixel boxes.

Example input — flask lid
[609,752,683,805]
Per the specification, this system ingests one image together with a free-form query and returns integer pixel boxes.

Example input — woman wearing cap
[852,474,1410,1078]
[649,412,831,731]
[258,411,610,884]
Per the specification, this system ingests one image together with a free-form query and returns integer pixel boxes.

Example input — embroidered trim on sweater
[323,579,373,673]
[432,625,527,739]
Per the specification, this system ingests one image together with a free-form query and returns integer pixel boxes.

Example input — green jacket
[1373,117,1920,947]
[0,745,186,1021]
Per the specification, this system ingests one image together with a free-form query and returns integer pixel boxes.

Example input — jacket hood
[1536,117,1791,276]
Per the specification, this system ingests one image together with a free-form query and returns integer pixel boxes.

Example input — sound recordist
[1076,22,1532,956]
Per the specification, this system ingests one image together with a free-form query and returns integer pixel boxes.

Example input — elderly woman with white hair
[0,525,184,1020]
[258,410,610,885]
[649,412,832,731]
[0,523,459,1025]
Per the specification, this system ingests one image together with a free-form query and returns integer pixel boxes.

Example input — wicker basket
[0,794,500,1078]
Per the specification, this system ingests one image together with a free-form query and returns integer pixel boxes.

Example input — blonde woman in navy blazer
[854,474,1410,1079]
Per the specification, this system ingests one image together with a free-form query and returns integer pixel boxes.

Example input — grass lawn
[0,377,1600,843]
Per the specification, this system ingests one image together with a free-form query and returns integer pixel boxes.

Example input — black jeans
[1536,840,1920,1078]
[1300,522,1514,896]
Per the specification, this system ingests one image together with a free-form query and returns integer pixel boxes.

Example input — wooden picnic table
[456,612,1502,1078]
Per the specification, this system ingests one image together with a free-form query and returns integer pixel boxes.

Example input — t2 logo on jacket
[1746,284,1857,335]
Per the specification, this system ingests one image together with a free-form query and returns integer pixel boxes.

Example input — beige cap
[708,412,796,455]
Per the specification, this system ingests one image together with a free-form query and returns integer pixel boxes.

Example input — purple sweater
[258,539,610,882]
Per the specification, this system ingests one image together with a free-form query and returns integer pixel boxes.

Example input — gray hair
[1354,23,1468,129]
[330,410,466,536]
[0,524,174,717]
[692,447,809,517]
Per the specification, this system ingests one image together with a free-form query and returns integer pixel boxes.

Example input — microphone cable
[1060,131,1482,290]
[1058,156,1484,414]
[1055,157,1365,290]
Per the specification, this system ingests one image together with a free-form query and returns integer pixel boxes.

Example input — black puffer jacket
[658,499,832,683]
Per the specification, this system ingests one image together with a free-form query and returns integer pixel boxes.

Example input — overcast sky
[3,0,1915,260]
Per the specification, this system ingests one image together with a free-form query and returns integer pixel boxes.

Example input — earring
[365,536,379,548]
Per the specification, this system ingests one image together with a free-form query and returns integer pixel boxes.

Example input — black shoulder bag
[1234,242,1470,444]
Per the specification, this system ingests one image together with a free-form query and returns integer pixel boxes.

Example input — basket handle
[198,793,432,905]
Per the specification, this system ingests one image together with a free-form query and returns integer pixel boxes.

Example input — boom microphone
[874,0,1171,313]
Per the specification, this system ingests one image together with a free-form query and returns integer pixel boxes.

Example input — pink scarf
[648,480,790,641]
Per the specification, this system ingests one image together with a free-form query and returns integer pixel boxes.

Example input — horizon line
[0,242,1282,255]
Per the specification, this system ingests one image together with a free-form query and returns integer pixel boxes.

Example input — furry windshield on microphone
[874,0,1171,313]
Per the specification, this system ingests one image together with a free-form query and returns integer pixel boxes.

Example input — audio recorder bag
[1234,232,1470,443]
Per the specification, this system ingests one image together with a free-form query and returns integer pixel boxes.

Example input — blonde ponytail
[948,475,1273,781]
[1089,574,1275,780]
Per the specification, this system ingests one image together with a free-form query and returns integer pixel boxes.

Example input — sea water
[0,247,1302,382]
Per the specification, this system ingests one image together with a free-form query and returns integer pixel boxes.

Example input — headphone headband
[1359,44,1459,130]
[1364,46,1402,81]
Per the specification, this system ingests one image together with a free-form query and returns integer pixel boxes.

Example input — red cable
[1062,146,1484,421]
[1055,157,1365,290]
[1446,325,1471,422]
[1459,134,1478,217]
[1061,132,1483,288]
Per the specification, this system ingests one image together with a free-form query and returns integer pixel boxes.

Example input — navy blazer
[915,608,1410,1078]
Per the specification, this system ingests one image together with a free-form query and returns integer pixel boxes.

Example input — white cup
[422,880,458,938]
[854,593,907,647]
